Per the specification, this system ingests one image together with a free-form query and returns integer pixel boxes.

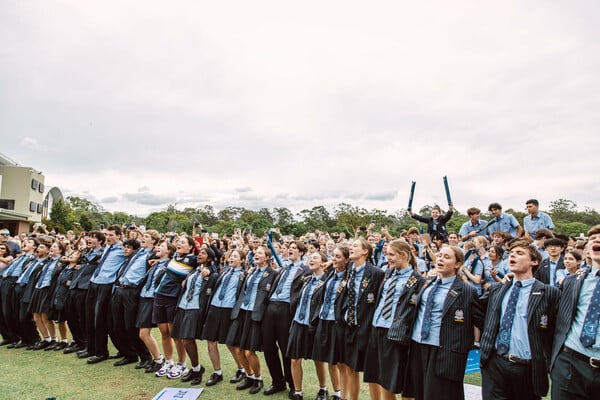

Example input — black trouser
[111,286,149,361]
[408,341,464,400]
[85,283,115,357]
[551,349,600,399]
[0,277,20,342]
[16,286,39,344]
[481,353,539,400]
[261,301,293,389]
[65,289,86,346]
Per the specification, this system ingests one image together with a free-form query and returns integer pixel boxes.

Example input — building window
[29,201,36,212]
[0,199,15,210]
[38,183,45,193]
[36,204,43,214]
[31,179,39,191]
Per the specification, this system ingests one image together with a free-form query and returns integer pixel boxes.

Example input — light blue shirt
[495,278,535,359]
[462,256,484,295]
[118,248,150,286]
[564,267,600,358]
[16,257,47,285]
[2,253,34,278]
[549,259,565,287]
[459,219,488,239]
[373,268,413,328]
[319,270,346,321]
[178,269,204,310]
[211,266,243,308]
[487,213,520,237]
[35,256,61,289]
[139,259,169,298]
[523,211,554,238]
[293,274,324,325]
[270,261,303,302]
[90,243,127,285]
[241,266,267,311]
[412,276,457,346]
[344,263,366,324]
[416,257,428,274]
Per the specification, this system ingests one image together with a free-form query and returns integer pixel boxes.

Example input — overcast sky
[2,1,598,217]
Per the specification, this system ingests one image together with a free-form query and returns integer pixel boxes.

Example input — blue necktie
[497,281,522,355]
[421,279,442,341]
[298,277,316,321]
[346,269,357,325]
[275,263,294,295]
[243,269,261,306]
[219,269,234,300]
[118,249,146,283]
[320,274,340,319]
[580,271,600,347]
[35,260,53,289]
[380,271,401,320]
[186,270,200,302]
[93,245,113,278]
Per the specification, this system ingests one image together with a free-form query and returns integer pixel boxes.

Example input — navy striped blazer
[479,279,559,397]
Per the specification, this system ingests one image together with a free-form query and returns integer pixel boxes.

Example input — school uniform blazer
[479,279,559,397]
[269,262,311,314]
[387,268,427,345]
[339,262,385,339]
[231,266,279,322]
[534,256,565,285]
[550,271,589,369]
[52,267,76,310]
[325,269,349,324]
[70,249,103,290]
[413,276,482,382]
[21,258,52,304]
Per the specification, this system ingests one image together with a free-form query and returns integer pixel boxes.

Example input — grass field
[0,331,484,400]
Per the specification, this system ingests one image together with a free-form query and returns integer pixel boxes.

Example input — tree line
[46,196,599,238]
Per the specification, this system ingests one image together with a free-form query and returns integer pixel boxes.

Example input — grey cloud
[101,196,120,203]
[235,187,253,193]
[121,192,176,206]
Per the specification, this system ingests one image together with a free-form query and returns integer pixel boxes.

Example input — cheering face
[508,246,538,275]
[435,247,461,278]
[228,250,243,268]
[253,247,268,267]
[142,233,155,249]
[288,243,301,262]
[588,233,600,265]
[36,244,49,258]
[332,248,348,272]
[431,209,440,219]
[105,230,119,245]
[155,242,169,259]
[49,242,62,257]
[78,239,88,251]
[176,238,193,256]
[22,239,36,253]
[349,240,368,262]
[309,252,323,272]
[197,249,209,265]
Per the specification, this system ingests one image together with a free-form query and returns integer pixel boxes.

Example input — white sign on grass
[152,387,204,400]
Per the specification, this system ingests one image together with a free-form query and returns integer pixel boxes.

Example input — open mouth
[592,244,600,252]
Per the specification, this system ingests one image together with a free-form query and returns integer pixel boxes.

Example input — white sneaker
[155,362,173,377]
[167,362,188,379]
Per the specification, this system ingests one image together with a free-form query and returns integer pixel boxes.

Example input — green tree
[49,199,75,233]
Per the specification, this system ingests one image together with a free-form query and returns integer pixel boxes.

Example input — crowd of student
[0,198,598,400]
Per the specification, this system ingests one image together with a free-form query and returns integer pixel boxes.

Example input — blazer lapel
[527,280,545,324]
[441,278,463,318]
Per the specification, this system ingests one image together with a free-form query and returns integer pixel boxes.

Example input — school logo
[406,276,417,288]
[409,294,418,305]
[454,309,464,323]
[367,292,375,303]
[539,314,548,329]
[265,283,271,292]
